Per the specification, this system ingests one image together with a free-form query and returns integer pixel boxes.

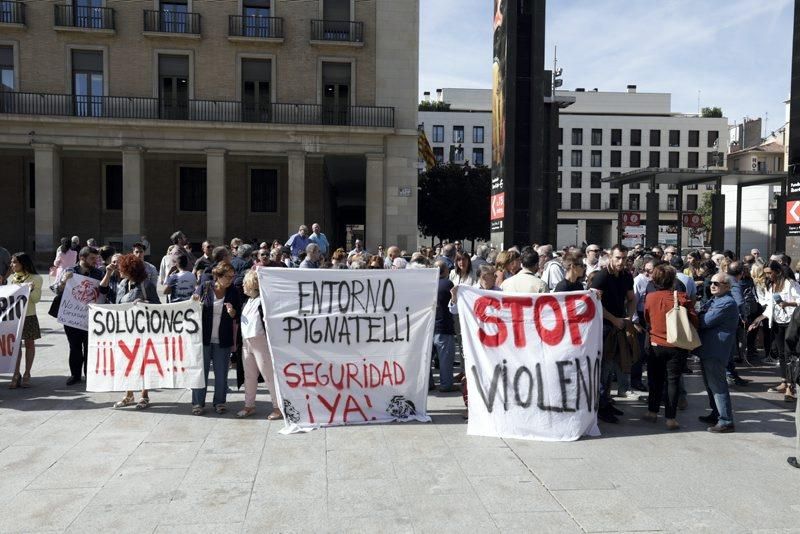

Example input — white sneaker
[616,390,641,400]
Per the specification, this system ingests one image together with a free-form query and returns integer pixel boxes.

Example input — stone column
[32,143,61,254]
[365,153,385,250]
[287,150,306,235]
[122,146,145,251]
[576,219,587,246]
[206,149,227,245]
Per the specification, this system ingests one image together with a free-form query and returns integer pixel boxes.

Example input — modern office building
[0,0,420,258]
[418,88,491,168]
[419,86,729,248]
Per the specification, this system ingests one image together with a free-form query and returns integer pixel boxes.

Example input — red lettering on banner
[534,296,565,346]
[118,338,141,377]
[318,393,342,423]
[393,362,405,385]
[0,333,15,357]
[565,294,596,345]
[300,362,317,386]
[342,395,367,422]
[502,296,534,348]
[474,296,508,347]
[141,338,165,377]
[283,363,301,387]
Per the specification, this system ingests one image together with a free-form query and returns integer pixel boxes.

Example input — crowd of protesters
[0,229,798,454]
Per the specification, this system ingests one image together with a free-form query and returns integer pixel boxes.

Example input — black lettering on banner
[470,364,503,413]
[92,310,105,336]
[555,360,576,413]
[513,366,534,408]
[351,279,365,312]
[574,356,594,412]
[0,295,28,322]
[298,282,313,314]
[381,279,395,311]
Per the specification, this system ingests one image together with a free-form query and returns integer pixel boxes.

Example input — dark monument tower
[491,0,559,247]
[791,0,800,176]
[781,0,800,257]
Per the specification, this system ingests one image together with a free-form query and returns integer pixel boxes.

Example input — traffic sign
[490,193,505,221]
[787,200,800,224]
[682,213,703,228]
[620,212,641,227]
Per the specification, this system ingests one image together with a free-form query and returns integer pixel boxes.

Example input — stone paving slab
[0,292,799,532]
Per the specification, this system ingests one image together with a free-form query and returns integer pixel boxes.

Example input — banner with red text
[86,300,205,391]
[258,268,438,432]
[0,285,30,374]
[457,287,602,441]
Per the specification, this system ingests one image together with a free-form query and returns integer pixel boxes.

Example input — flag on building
[418,125,437,170]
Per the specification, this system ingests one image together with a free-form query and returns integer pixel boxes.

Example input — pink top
[54,248,77,280]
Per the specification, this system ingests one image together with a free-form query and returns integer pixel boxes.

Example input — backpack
[741,281,763,320]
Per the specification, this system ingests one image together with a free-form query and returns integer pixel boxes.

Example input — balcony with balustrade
[0,91,395,129]
[54,4,115,34]
[310,19,364,47]
[143,9,201,38]
[0,1,25,28]
[228,15,283,43]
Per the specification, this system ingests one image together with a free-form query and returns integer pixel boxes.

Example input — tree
[701,106,723,118]
[418,101,451,112]
[694,191,713,244]
[418,162,490,243]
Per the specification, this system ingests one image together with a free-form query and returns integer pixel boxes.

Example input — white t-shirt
[210,294,224,344]
[167,271,197,302]
[240,298,265,340]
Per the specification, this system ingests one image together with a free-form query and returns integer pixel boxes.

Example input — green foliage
[701,106,723,118]
[694,191,713,242]
[418,163,491,242]
[418,101,452,112]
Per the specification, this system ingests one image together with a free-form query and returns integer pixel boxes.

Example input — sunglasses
[710,281,728,287]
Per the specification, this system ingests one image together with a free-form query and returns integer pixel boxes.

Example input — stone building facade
[0,0,419,258]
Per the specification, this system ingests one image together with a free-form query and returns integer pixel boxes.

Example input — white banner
[0,285,30,374]
[258,268,438,432]
[57,273,101,331]
[457,287,603,441]
[86,300,205,392]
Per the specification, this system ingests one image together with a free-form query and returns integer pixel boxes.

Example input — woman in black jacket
[191,262,240,415]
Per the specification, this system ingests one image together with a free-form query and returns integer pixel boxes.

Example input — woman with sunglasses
[191,263,241,415]
[749,260,800,401]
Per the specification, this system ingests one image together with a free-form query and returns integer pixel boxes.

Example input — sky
[419,0,794,135]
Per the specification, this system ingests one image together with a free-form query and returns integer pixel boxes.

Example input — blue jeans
[432,333,455,388]
[191,343,231,408]
[700,355,734,426]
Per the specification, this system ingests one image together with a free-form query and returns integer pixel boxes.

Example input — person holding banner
[7,253,42,389]
[58,247,104,386]
[237,270,281,420]
[192,263,240,415]
[107,254,162,409]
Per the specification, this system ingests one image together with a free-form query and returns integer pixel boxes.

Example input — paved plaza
[1,290,799,533]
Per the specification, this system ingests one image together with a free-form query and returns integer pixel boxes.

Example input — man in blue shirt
[698,273,740,432]
[285,225,310,260]
[308,223,330,258]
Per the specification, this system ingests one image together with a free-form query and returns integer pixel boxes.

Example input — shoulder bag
[666,290,701,351]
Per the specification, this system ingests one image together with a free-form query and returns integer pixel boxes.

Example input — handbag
[666,291,701,351]
[48,291,62,319]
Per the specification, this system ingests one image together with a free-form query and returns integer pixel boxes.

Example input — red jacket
[644,290,698,347]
